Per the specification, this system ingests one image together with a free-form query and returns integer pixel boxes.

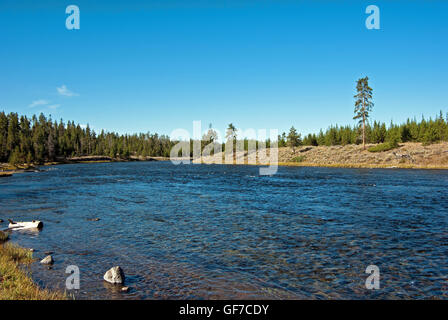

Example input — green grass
[0,231,9,243]
[0,243,66,300]
[368,142,399,153]
[291,155,306,162]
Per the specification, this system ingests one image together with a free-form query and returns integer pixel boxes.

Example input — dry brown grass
[0,231,9,242]
[0,163,18,171]
[194,142,448,169]
[0,243,66,300]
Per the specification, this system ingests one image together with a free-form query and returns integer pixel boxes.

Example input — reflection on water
[1,162,448,299]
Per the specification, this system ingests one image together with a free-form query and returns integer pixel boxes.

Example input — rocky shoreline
[0,220,130,298]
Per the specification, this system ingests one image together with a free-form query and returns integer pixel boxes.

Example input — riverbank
[2,143,448,174]
[0,155,185,176]
[195,142,448,169]
[0,239,66,300]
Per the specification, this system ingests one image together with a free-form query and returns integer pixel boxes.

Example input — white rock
[40,255,54,265]
[103,266,125,284]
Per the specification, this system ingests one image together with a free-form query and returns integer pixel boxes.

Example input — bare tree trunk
[362,98,366,150]
[362,117,366,150]
[234,138,237,162]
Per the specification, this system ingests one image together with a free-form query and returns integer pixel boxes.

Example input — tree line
[0,112,173,165]
[2,76,448,167]
[2,110,448,166]
[278,112,448,150]
[278,76,448,150]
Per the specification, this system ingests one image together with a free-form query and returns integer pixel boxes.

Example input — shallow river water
[1,162,448,299]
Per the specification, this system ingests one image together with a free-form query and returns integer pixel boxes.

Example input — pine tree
[225,123,237,159]
[277,132,287,147]
[6,113,19,154]
[423,126,438,145]
[287,126,301,152]
[203,123,218,143]
[317,129,325,146]
[353,77,374,150]
[0,112,9,161]
[9,146,21,166]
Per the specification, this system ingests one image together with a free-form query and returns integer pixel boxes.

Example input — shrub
[291,155,306,162]
[368,142,399,153]
[386,130,400,148]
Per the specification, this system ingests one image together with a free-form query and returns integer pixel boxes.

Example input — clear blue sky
[1,0,447,139]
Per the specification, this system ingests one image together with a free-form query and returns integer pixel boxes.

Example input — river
[1,161,447,299]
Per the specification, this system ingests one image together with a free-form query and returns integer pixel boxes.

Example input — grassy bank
[0,231,9,242]
[0,241,66,300]
[275,162,448,169]
[2,142,448,172]
[195,142,448,170]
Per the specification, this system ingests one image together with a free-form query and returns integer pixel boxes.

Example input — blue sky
[1,0,447,139]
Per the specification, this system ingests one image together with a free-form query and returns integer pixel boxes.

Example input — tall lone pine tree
[353,76,374,150]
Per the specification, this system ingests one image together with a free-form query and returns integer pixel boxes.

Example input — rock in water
[40,255,54,265]
[103,266,125,284]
